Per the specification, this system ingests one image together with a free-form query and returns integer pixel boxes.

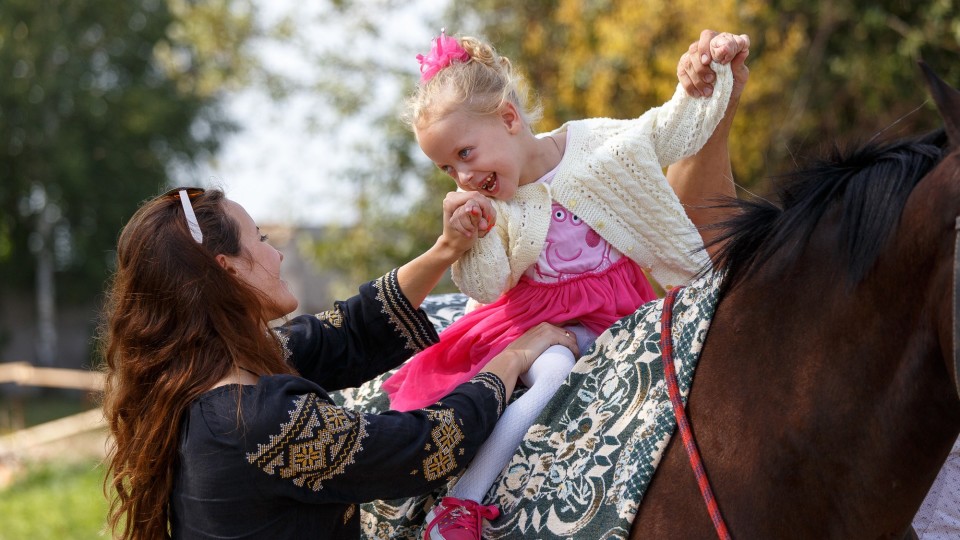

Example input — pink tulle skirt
[383,258,655,411]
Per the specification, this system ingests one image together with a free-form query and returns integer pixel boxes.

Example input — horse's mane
[711,128,948,294]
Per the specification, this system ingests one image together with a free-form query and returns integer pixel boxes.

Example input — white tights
[448,326,593,503]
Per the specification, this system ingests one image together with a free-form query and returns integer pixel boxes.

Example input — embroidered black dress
[169,271,507,539]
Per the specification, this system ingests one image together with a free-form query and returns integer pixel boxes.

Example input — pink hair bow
[417,30,469,82]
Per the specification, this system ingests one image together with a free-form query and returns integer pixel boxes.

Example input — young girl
[381,30,748,539]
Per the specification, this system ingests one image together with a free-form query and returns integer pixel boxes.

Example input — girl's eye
[458,148,472,160]
[440,165,455,177]
[259,234,269,242]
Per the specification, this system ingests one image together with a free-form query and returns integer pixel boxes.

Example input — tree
[264,1,461,296]
[0,0,261,364]
[749,0,958,171]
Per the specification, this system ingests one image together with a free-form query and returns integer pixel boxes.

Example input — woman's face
[220,200,298,320]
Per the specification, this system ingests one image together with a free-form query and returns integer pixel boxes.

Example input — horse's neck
[694,236,960,536]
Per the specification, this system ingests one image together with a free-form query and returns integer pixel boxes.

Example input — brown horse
[630,64,960,539]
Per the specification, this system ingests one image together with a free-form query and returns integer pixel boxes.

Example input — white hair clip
[178,189,204,243]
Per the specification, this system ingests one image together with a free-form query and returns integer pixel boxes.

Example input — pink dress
[383,170,656,411]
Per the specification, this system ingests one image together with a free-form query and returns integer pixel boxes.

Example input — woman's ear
[215,253,237,274]
[500,102,523,134]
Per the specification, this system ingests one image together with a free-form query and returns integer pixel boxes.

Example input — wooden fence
[0,361,103,391]
[0,362,106,462]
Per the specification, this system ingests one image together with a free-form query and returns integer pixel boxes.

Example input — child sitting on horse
[381,29,750,540]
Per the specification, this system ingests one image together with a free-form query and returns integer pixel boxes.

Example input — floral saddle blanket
[329,271,723,539]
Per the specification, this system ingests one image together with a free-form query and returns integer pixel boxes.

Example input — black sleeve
[242,373,508,503]
[274,269,439,390]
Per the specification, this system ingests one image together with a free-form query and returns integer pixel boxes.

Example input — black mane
[711,128,947,294]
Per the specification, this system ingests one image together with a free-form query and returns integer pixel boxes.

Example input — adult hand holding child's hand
[444,191,496,240]
[677,29,750,99]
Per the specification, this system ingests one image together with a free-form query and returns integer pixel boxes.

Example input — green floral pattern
[329,276,722,539]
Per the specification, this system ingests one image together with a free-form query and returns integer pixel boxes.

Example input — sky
[191,0,443,227]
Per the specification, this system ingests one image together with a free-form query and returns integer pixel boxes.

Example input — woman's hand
[678,30,750,99]
[668,29,751,257]
[481,323,579,397]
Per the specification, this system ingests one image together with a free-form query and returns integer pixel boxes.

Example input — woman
[100,187,576,539]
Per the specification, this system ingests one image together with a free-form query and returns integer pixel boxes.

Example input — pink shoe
[424,496,500,540]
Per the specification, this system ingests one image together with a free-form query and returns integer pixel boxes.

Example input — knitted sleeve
[451,187,551,304]
[548,64,732,289]
[451,218,512,304]
[649,61,733,166]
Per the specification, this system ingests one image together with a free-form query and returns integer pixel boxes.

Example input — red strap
[661,287,732,540]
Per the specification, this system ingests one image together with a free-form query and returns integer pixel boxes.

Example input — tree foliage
[749,0,959,171]
[0,0,258,302]
[276,1,460,294]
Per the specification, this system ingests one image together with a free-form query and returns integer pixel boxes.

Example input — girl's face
[415,103,528,201]
[219,200,298,320]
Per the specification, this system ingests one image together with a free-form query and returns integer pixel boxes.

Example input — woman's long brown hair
[99,188,296,539]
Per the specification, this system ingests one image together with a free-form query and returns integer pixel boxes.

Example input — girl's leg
[447,344,576,502]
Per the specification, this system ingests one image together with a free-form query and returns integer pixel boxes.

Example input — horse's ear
[920,60,960,148]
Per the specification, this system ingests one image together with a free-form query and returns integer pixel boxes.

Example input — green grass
[0,459,109,540]
[0,391,108,538]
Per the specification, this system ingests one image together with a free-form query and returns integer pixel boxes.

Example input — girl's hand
[445,191,496,240]
[678,30,750,99]
[395,192,496,308]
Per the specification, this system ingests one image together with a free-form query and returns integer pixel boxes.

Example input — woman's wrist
[396,242,456,309]
[431,234,470,266]
[480,349,522,397]
[423,234,463,265]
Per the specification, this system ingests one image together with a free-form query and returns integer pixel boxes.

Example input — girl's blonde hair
[404,35,542,130]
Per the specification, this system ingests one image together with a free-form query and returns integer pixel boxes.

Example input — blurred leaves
[157,0,259,97]
[0,0,263,301]
[267,1,459,292]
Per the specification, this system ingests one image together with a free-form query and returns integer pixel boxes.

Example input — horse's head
[918,63,960,399]
[921,61,960,150]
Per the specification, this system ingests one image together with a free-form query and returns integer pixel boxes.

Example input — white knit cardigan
[452,62,733,304]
